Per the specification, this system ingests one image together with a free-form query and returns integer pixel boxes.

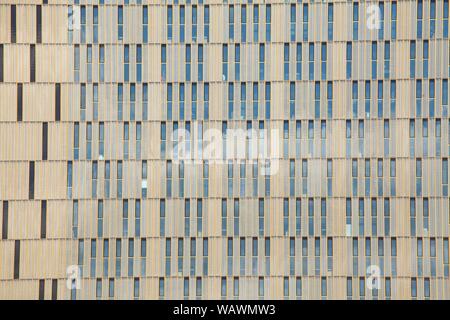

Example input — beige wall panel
[16,5,36,44]
[8,200,40,240]
[0,241,14,280]
[42,5,67,44]
[36,45,72,83]
[34,161,67,200]
[23,84,54,122]
[0,123,41,161]
[20,240,74,279]
[0,84,17,121]
[48,122,71,161]
[0,162,28,200]
[0,5,11,43]
[47,200,72,239]
[0,280,37,299]
[3,44,29,83]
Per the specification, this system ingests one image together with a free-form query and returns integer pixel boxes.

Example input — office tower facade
[0,0,449,300]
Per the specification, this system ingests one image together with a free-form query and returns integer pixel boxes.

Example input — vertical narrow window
[284,43,289,81]
[259,44,265,81]
[129,83,136,121]
[161,45,166,82]
[80,6,86,43]
[265,4,271,41]
[391,1,397,39]
[160,199,165,237]
[143,5,148,43]
[228,5,234,41]
[234,199,240,236]
[352,2,359,40]
[308,43,314,81]
[417,0,423,38]
[192,5,198,42]
[290,4,296,42]
[411,278,417,298]
[371,42,377,80]
[67,161,73,199]
[2,201,8,240]
[378,2,385,39]
[430,0,436,38]
[99,45,105,82]
[97,200,103,238]
[51,279,57,300]
[93,6,98,43]
[109,278,114,298]
[124,45,129,82]
[0,44,3,82]
[204,5,210,42]
[42,122,48,160]
[93,83,98,120]
[118,6,123,41]
[180,5,185,43]
[36,5,42,43]
[80,84,86,120]
[17,84,22,121]
[92,161,97,198]
[410,41,416,78]
[241,5,246,42]
[283,198,289,235]
[167,5,173,41]
[11,5,16,43]
[29,161,35,200]
[14,240,20,279]
[384,41,390,79]
[327,3,333,40]
[41,200,46,239]
[253,4,259,42]
[295,43,301,81]
[71,200,78,239]
[74,45,80,82]
[265,82,271,120]
[346,42,352,79]
[321,43,327,81]
[302,4,308,41]
[204,83,210,120]
[444,0,449,38]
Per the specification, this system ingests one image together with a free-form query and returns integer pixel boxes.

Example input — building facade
[0,0,449,299]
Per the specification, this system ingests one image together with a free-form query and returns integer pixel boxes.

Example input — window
[391,1,397,39]
[352,2,359,40]
[204,5,210,42]
[98,46,105,83]
[142,6,148,42]
[302,4,308,41]
[259,44,265,80]
[234,199,239,236]
[384,41,390,78]
[192,5,198,42]
[430,0,436,38]
[290,4,296,41]
[346,42,352,79]
[284,43,289,80]
[118,6,123,40]
[321,43,327,81]
[167,6,173,41]
[410,41,416,78]
[327,4,333,40]
[265,4,271,41]
[180,5,185,43]
[308,43,314,80]
[228,5,234,41]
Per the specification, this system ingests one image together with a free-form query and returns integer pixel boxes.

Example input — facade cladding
[0,0,449,300]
